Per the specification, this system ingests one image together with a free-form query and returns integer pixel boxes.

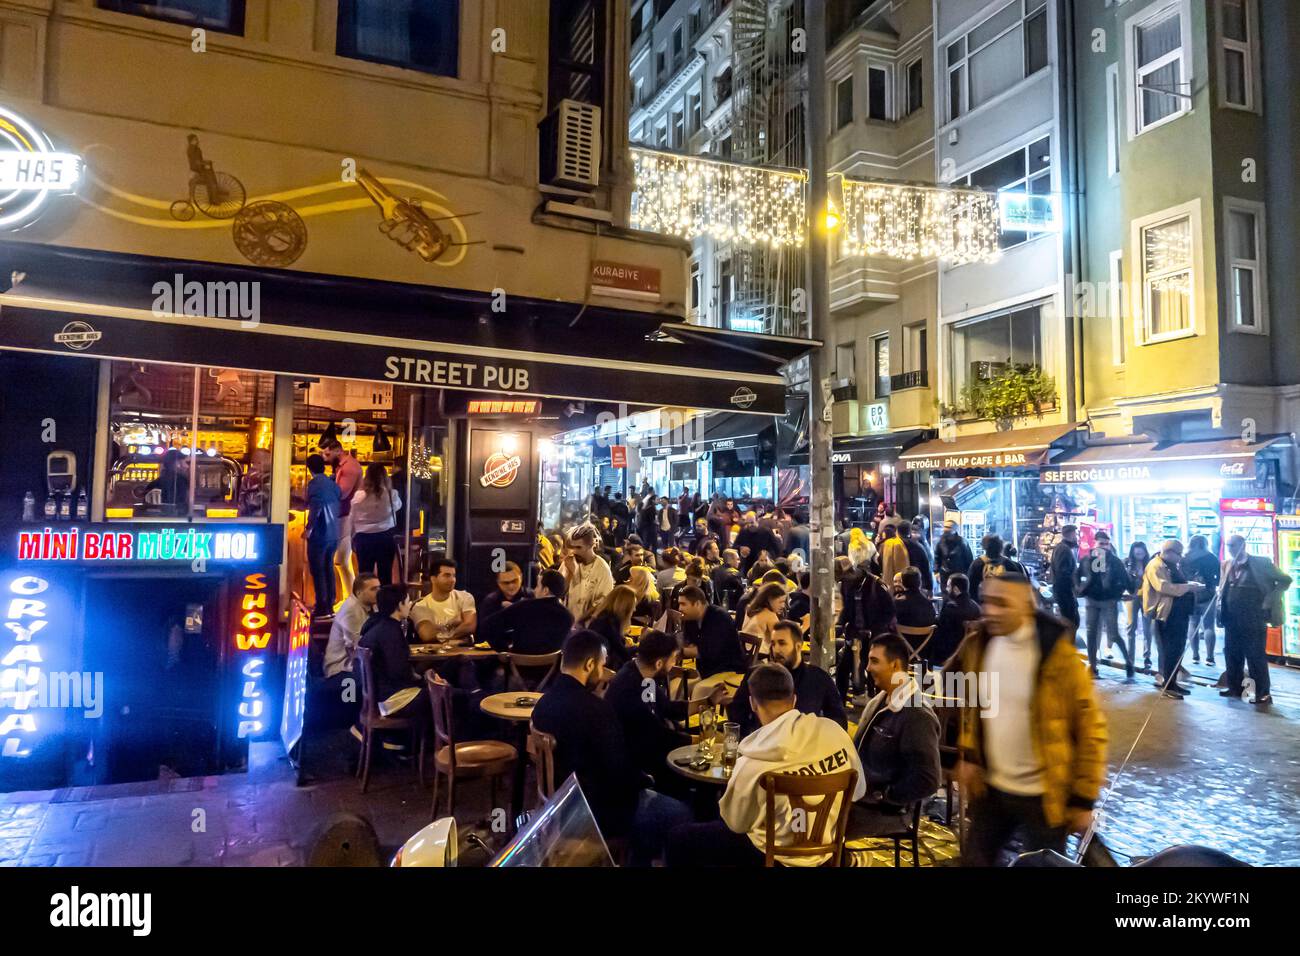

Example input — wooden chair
[425,672,518,820]
[758,769,859,867]
[353,646,424,793]
[499,651,561,692]
[930,693,965,847]
[847,801,924,867]
[739,631,762,666]
[897,624,937,665]
[526,724,558,805]
[660,608,684,636]
[666,663,697,706]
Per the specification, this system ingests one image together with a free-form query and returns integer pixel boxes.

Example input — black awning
[831,428,931,465]
[689,411,774,453]
[0,240,792,415]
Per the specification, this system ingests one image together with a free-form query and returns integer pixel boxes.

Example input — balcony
[889,369,928,392]
[831,379,857,402]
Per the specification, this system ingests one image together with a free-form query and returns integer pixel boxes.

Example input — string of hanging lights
[629,147,1002,264]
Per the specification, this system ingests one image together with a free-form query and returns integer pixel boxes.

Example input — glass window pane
[1026,10,1048,74]
[1229,209,1257,259]
[1222,0,1248,42]
[1224,48,1247,105]
[1234,266,1256,326]
[337,0,460,77]
[948,38,966,66]
[969,150,1026,191]
[837,77,854,127]
[1137,10,1181,67]
[868,69,887,119]
[908,59,924,112]
[1028,137,1051,172]
[969,26,1024,109]
[1145,216,1192,274]
[970,1,1020,50]
[1148,274,1191,335]
[1141,61,1181,125]
[875,337,891,397]
[949,65,964,119]
[98,0,243,32]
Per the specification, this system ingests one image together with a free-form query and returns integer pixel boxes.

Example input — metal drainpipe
[1061,0,1087,423]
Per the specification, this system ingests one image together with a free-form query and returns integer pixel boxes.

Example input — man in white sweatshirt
[666,663,865,867]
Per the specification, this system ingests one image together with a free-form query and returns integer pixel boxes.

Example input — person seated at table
[785,571,812,626]
[324,573,380,682]
[668,556,714,613]
[627,565,661,627]
[410,557,477,644]
[679,585,748,699]
[735,568,787,627]
[742,581,787,658]
[612,535,649,586]
[532,630,693,866]
[587,585,637,671]
[606,628,724,794]
[479,562,531,621]
[930,572,982,669]
[666,663,866,868]
[846,634,941,839]
[478,569,573,655]
[728,620,844,738]
[894,566,937,631]
[656,547,687,593]
[711,548,746,612]
[353,585,427,751]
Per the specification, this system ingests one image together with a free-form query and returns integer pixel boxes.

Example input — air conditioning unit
[540,99,601,190]
[971,361,1009,382]
[831,378,858,402]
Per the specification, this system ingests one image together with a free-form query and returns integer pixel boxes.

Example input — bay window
[1225,199,1267,334]
[946,0,1049,122]
[948,303,1049,404]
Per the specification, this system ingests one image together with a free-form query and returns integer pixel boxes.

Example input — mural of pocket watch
[231,200,308,266]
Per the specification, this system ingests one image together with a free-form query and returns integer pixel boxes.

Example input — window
[1106,63,1121,177]
[948,304,1047,402]
[906,58,924,115]
[671,106,685,147]
[836,76,854,129]
[673,23,685,66]
[688,88,703,134]
[717,133,732,159]
[98,0,244,33]
[872,335,891,398]
[1218,0,1258,111]
[1140,213,1194,341]
[657,47,668,80]
[868,67,889,120]
[715,67,733,102]
[905,324,928,374]
[337,0,459,77]
[945,0,1048,122]
[717,257,734,326]
[1109,250,1126,365]
[1128,3,1189,135]
[631,2,647,43]
[960,136,1051,248]
[836,344,856,383]
[634,77,646,108]
[656,121,668,148]
[1225,199,1267,333]
[689,6,702,40]
[690,259,702,316]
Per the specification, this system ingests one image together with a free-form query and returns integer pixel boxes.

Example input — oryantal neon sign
[0,575,49,758]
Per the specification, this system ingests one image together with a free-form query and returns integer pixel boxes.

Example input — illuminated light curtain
[1143,216,1193,336]
[841,179,1002,265]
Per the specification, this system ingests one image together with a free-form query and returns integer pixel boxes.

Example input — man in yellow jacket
[955,573,1108,866]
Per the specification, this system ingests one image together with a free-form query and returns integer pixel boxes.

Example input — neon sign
[279,599,311,754]
[0,575,48,758]
[17,527,263,562]
[234,572,273,740]
[0,105,83,228]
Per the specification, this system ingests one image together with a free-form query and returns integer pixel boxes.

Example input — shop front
[831,429,931,526]
[0,241,807,790]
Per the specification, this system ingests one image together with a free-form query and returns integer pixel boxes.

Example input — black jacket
[683,604,747,677]
[853,690,941,811]
[531,674,648,836]
[587,612,632,670]
[479,596,573,655]
[1074,548,1131,602]
[785,590,811,623]
[605,661,689,779]
[967,554,1027,602]
[1050,542,1079,599]
[479,588,533,622]
[711,565,746,611]
[902,539,934,592]
[895,590,937,630]
[931,595,982,667]
[733,526,781,571]
[1183,548,1221,606]
[934,531,974,578]
[356,615,416,702]
[852,571,897,638]
[727,660,846,738]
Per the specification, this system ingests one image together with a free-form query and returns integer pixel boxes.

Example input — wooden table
[666,743,732,786]
[480,691,543,827]
[409,642,499,672]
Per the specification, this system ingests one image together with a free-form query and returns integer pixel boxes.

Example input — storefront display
[1272,513,1300,661]
[1220,497,1276,561]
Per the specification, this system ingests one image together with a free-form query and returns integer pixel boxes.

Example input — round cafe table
[666,743,731,786]
[409,642,498,672]
[480,691,544,827]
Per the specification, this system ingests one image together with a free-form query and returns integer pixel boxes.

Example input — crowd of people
[315,474,1287,866]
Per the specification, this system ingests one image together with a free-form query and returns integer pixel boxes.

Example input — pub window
[106,362,276,521]
[336,0,460,78]
[97,0,245,33]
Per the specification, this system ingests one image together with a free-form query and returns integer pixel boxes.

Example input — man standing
[1183,535,1221,666]
[1140,540,1202,698]
[1049,525,1080,628]
[956,574,1107,866]
[930,573,982,668]
[733,511,781,576]
[1218,534,1290,705]
[878,523,910,591]
[320,437,362,595]
[410,557,477,644]
[1074,530,1135,680]
[967,534,1026,603]
[678,487,693,536]
[898,522,934,594]
[728,620,845,736]
[933,519,974,591]
[305,453,342,619]
[561,524,615,623]
[666,663,865,868]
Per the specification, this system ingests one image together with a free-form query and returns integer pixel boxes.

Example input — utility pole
[804,0,835,673]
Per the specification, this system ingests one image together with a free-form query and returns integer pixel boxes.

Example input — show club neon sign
[17,527,263,562]
[0,575,49,758]
[234,572,272,740]
[0,104,82,228]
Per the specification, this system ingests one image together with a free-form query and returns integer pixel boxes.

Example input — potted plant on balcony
[941,364,1058,431]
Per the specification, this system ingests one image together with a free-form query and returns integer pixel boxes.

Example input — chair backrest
[896,624,936,661]
[425,671,456,769]
[527,723,558,802]
[759,769,859,868]
[501,651,561,692]
[739,632,761,666]
[353,646,381,722]
[662,608,684,636]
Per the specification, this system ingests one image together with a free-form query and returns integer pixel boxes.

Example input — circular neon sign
[0,105,82,228]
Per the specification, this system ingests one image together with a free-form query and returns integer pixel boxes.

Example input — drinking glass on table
[721,722,740,776]
[697,707,717,760]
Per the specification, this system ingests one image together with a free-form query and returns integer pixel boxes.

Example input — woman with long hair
[628,565,661,627]
[587,584,638,669]
[350,462,403,586]
[669,556,713,612]
[743,581,788,657]
[1125,541,1154,669]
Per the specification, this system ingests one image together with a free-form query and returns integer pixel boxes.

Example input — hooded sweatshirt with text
[719,709,866,866]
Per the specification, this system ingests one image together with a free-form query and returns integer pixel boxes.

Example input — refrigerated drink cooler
[1273,514,1300,662]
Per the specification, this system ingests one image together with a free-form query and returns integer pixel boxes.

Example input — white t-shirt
[981,622,1044,796]
[562,555,614,621]
[410,590,476,637]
